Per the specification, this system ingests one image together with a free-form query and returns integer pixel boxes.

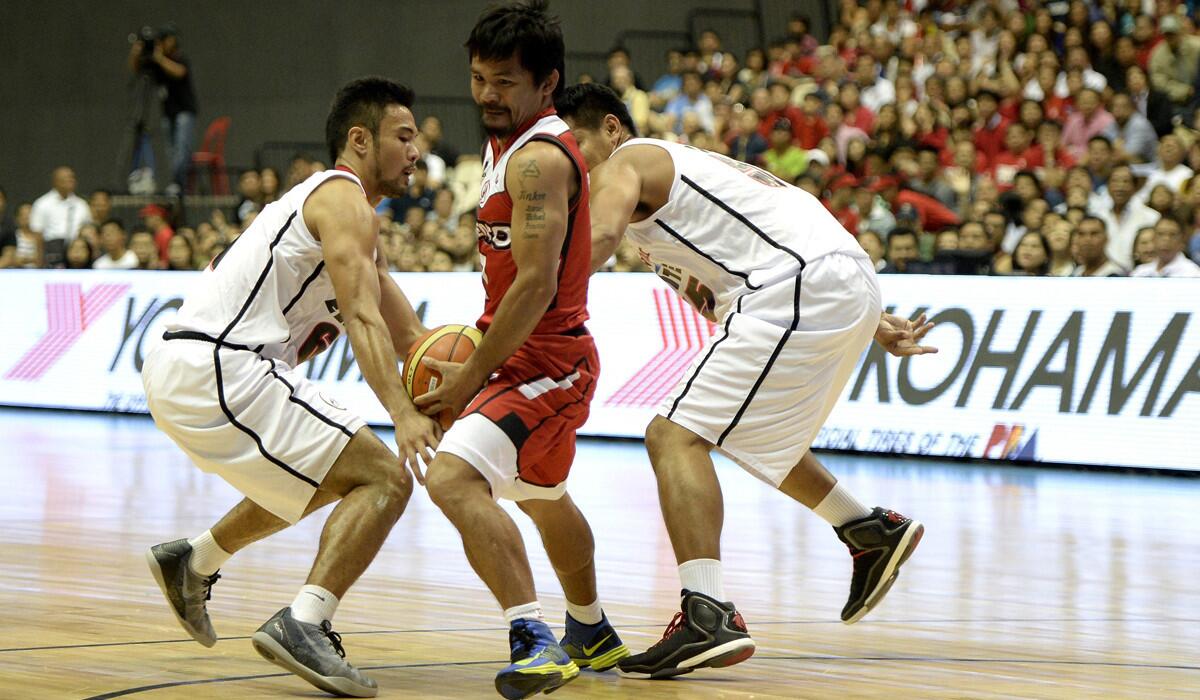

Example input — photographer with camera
[127,24,197,196]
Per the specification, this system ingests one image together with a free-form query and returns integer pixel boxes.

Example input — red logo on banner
[4,283,130,381]
[604,289,716,408]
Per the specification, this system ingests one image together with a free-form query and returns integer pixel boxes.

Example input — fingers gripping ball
[404,324,484,429]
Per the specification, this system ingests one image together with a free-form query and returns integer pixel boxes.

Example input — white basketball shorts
[660,252,881,486]
[142,335,366,523]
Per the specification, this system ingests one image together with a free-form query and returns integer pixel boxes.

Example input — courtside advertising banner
[0,270,1196,471]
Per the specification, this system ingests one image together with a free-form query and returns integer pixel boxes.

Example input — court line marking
[6,617,1199,654]
[78,654,1200,699]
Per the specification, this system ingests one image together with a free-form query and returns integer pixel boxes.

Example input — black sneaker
[251,607,378,698]
[617,591,754,679]
[835,507,924,624]
[145,539,220,647]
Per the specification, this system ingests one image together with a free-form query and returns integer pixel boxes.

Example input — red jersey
[475,108,591,335]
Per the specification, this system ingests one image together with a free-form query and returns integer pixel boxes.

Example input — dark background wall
[1,1,832,205]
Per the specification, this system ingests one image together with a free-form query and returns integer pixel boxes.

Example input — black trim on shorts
[521,355,596,437]
[716,274,803,446]
[163,331,255,352]
[667,312,734,420]
[210,212,316,486]
[679,175,808,268]
[494,412,532,450]
[653,219,760,290]
[266,361,355,440]
[281,261,326,316]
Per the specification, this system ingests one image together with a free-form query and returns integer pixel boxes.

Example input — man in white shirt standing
[1091,165,1160,269]
[1132,217,1200,277]
[92,219,140,270]
[1135,134,1194,201]
[29,166,91,267]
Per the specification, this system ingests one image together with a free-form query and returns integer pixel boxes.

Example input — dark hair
[1078,215,1107,233]
[167,233,195,270]
[101,218,126,232]
[1014,232,1051,274]
[888,227,918,247]
[324,77,416,163]
[1087,135,1112,148]
[466,0,565,98]
[90,188,111,199]
[555,83,639,136]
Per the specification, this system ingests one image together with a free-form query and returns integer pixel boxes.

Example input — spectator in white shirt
[92,220,140,270]
[855,54,894,113]
[29,166,91,267]
[1091,165,1160,269]
[1132,217,1200,277]
[1136,134,1195,201]
[1072,216,1128,277]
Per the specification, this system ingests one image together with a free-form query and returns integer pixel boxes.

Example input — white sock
[187,530,231,576]
[565,599,603,625]
[678,559,725,601]
[503,601,544,625]
[812,483,873,527]
[291,585,339,625]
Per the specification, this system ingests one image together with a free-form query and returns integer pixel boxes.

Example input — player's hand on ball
[393,410,441,485]
[875,311,938,357]
[413,358,485,423]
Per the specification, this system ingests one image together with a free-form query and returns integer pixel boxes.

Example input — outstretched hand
[875,311,938,357]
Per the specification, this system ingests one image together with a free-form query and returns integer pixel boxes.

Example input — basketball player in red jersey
[412,3,627,698]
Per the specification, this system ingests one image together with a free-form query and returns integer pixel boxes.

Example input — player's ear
[604,114,622,140]
[543,68,560,98]
[347,125,370,158]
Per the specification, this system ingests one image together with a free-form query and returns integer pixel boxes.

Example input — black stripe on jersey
[654,219,761,290]
[546,205,578,312]
[680,175,807,268]
[213,212,313,486]
[266,362,355,439]
[525,134,584,210]
[281,261,326,316]
[716,274,802,446]
[667,311,735,420]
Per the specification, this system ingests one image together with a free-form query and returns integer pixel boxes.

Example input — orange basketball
[404,324,485,429]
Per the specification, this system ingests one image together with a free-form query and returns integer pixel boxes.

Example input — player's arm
[588,154,642,274]
[307,180,438,468]
[414,142,573,417]
[374,235,428,357]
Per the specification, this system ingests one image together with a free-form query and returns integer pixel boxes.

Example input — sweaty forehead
[381,104,416,133]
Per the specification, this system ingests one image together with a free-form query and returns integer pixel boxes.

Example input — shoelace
[649,612,687,650]
[202,573,221,602]
[320,621,347,659]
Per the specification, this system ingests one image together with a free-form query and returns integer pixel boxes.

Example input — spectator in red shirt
[794,92,830,149]
[758,82,805,140]
[838,82,875,134]
[870,176,962,232]
[991,122,1042,188]
[973,90,1009,169]
[139,204,174,265]
[826,173,860,234]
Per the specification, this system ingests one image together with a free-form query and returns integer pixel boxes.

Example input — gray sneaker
[145,539,219,647]
[251,607,378,698]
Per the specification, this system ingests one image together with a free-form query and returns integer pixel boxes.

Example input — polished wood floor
[1,408,1197,699]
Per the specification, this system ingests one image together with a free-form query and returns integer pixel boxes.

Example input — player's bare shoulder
[610,141,674,216]
[507,140,579,198]
[302,177,375,244]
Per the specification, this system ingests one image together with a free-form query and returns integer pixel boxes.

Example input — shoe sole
[618,637,757,680]
[495,663,580,699]
[843,520,925,625]
[571,644,630,672]
[144,549,216,648]
[251,631,378,698]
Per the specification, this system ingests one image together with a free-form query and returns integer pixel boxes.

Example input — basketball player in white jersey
[140,78,440,697]
[557,84,936,678]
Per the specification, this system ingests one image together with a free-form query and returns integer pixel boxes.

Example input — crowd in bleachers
[4,1,1200,277]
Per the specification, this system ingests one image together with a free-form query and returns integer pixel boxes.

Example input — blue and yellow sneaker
[495,618,580,699]
[559,611,629,672]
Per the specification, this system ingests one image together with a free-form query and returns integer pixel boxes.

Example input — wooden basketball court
[1,408,1196,699]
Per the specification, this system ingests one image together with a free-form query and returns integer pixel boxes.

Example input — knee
[426,456,476,515]
[382,460,413,508]
[645,416,710,464]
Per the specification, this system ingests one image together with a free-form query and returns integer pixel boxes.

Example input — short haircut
[1079,215,1107,233]
[1088,135,1112,148]
[90,188,112,199]
[555,83,639,136]
[325,77,416,163]
[101,218,125,231]
[466,0,565,98]
[888,227,918,247]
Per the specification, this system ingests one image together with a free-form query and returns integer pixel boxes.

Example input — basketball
[404,324,485,428]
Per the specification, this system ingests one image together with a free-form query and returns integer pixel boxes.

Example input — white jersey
[619,138,865,321]
[169,170,362,366]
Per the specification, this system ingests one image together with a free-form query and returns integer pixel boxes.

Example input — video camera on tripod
[128,26,158,64]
